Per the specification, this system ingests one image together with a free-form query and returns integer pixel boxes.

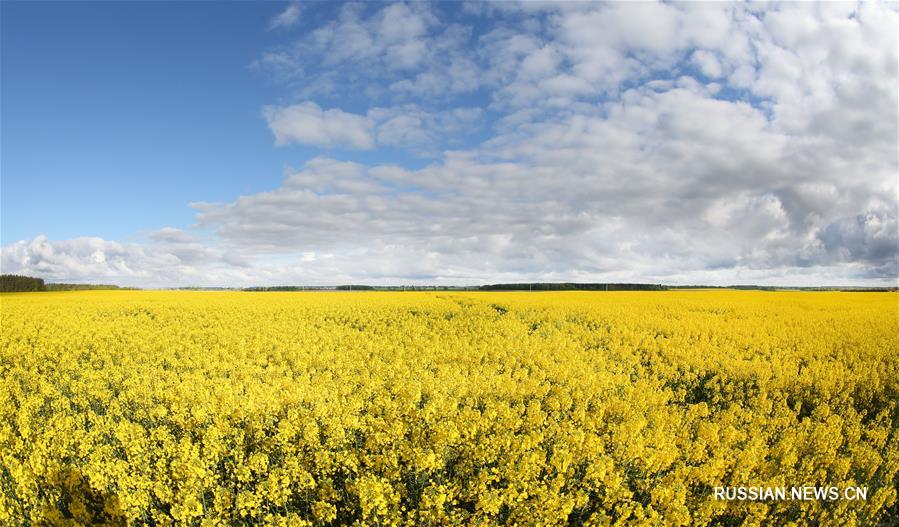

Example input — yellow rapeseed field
[0,290,896,527]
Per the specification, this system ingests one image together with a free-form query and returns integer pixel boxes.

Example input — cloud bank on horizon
[2,1,897,287]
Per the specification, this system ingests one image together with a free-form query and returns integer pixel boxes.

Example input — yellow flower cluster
[0,290,896,526]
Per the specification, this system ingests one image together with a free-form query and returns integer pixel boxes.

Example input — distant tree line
[45,283,135,291]
[675,285,779,290]
[244,286,310,292]
[0,275,140,292]
[0,274,47,292]
[236,283,895,293]
[241,284,670,292]
[669,285,897,292]
[479,283,667,291]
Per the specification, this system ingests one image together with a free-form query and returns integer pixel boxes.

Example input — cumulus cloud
[691,50,723,78]
[254,2,478,101]
[263,102,375,149]
[3,1,897,287]
[1,231,266,288]
[264,102,484,152]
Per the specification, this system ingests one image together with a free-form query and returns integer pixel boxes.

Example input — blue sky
[3,1,302,242]
[1,2,896,286]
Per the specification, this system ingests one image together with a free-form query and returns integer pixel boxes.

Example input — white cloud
[188,74,896,282]
[257,3,480,100]
[263,102,375,150]
[147,227,195,244]
[264,102,484,153]
[224,52,897,284]
[691,50,723,78]
[268,3,302,31]
[369,105,484,152]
